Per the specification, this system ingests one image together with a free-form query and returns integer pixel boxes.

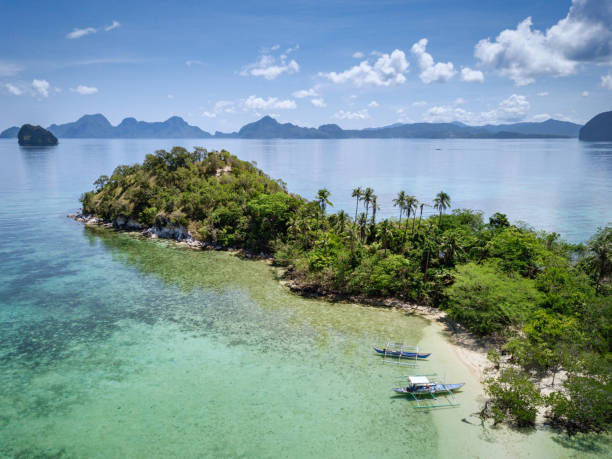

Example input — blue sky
[1,0,611,131]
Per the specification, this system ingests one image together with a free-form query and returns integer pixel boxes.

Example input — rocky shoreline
[67,213,273,259]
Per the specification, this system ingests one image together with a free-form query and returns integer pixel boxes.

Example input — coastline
[70,211,494,378]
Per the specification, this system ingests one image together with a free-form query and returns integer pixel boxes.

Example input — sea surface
[1,138,611,458]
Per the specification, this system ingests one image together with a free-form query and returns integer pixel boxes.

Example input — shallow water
[1,139,611,457]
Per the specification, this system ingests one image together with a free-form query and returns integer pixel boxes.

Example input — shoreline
[69,211,494,378]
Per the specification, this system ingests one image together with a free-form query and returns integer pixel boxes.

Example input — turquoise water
[1,139,611,457]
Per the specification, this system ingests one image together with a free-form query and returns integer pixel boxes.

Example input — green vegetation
[82,147,611,435]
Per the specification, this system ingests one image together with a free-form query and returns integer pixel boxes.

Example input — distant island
[17,124,58,146]
[579,111,612,141]
[0,114,583,140]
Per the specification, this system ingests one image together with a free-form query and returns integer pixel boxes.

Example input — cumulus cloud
[202,111,216,118]
[352,51,364,59]
[241,47,300,80]
[244,95,296,110]
[5,83,23,95]
[454,97,466,105]
[186,60,204,67]
[582,91,589,97]
[423,94,531,125]
[293,88,318,98]
[460,67,484,83]
[0,61,23,77]
[475,0,612,85]
[537,91,549,96]
[311,98,326,107]
[333,109,370,120]
[32,79,50,97]
[411,39,456,83]
[368,100,379,107]
[320,49,409,87]
[412,101,427,107]
[602,73,612,89]
[71,85,98,95]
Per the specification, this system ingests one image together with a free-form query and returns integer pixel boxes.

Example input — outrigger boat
[373,347,431,360]
[392,375,463,409]
[393,376,464,394]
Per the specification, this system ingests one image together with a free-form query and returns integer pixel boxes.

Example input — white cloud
[244,95,297,110]
[537,91,549,96]
[105,20,120,31]
[241,48,299,80]
[293,88,318,98]
[368,100,379,107]
[215,100,235,113]
[531,113,552,122]
[167,94,174,99]
[475,0,612,85]
[460,67,484,83]
[333,109,370,120]
[311,98,326,107]
[0,62,23,77]
[5,83,23,95]
[202,111,216,118]
[66,27,97,39]
[423,94,531,125]
[352,51,364,59]
[412,101,427,107]
[71,85,98,95]
[32,79,50,98]
[582,91,590,97]
[320,49,409,87]
[411,39,456,83]
[602,73,612,89]
[186,60,204,67]
[454,97,466,105]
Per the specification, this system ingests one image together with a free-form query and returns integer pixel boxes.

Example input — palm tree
[403,195,417,239]
[410,198,420,235]
[393,191,406,224]
[358,212,367,242]
[316,188,333,216]
[363,187,374,221]
[433,191,451,225]
[379,219,393,255]
[585,226,612,294]
[335,210,348,234]
[351,187,363,221]
[417,202,429,232]
[370,195,379,225]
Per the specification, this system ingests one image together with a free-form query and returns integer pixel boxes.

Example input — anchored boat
[393,374,463,409]
[373,347,431,359]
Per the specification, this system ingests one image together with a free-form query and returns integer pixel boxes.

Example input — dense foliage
[83,147,611,434]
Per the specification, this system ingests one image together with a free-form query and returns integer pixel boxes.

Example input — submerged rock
[18,124,58,146]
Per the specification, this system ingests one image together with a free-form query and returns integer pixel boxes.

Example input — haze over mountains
[0,113,584,140]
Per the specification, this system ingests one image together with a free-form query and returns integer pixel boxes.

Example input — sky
[1,0,611,132]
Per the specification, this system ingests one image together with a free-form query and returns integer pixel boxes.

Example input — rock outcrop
[579,111,612,141]
[17,124,58,146]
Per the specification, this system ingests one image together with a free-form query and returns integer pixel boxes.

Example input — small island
[76,147,611,436]
[18,124,58,146]
[579,111,612,141]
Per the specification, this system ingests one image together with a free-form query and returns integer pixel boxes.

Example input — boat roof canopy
[408,376,430,384]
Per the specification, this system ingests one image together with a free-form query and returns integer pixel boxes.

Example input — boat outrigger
[393,374,463,409]
[373,347,431,359]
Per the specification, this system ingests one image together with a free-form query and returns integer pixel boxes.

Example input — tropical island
[77,147,611,435]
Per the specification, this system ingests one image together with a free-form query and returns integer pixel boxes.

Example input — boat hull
[393,383,465,394]
[373,347,431,359]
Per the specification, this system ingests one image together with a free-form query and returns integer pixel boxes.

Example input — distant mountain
[479,119,582,137]
[0,126,19,138]
[216,116,578,139]
[579,111,612,141]
[1,114,586,140]
[47,114,211,138]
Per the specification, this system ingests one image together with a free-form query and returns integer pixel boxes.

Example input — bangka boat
[393,375,464,395]
[373,347,431,359]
